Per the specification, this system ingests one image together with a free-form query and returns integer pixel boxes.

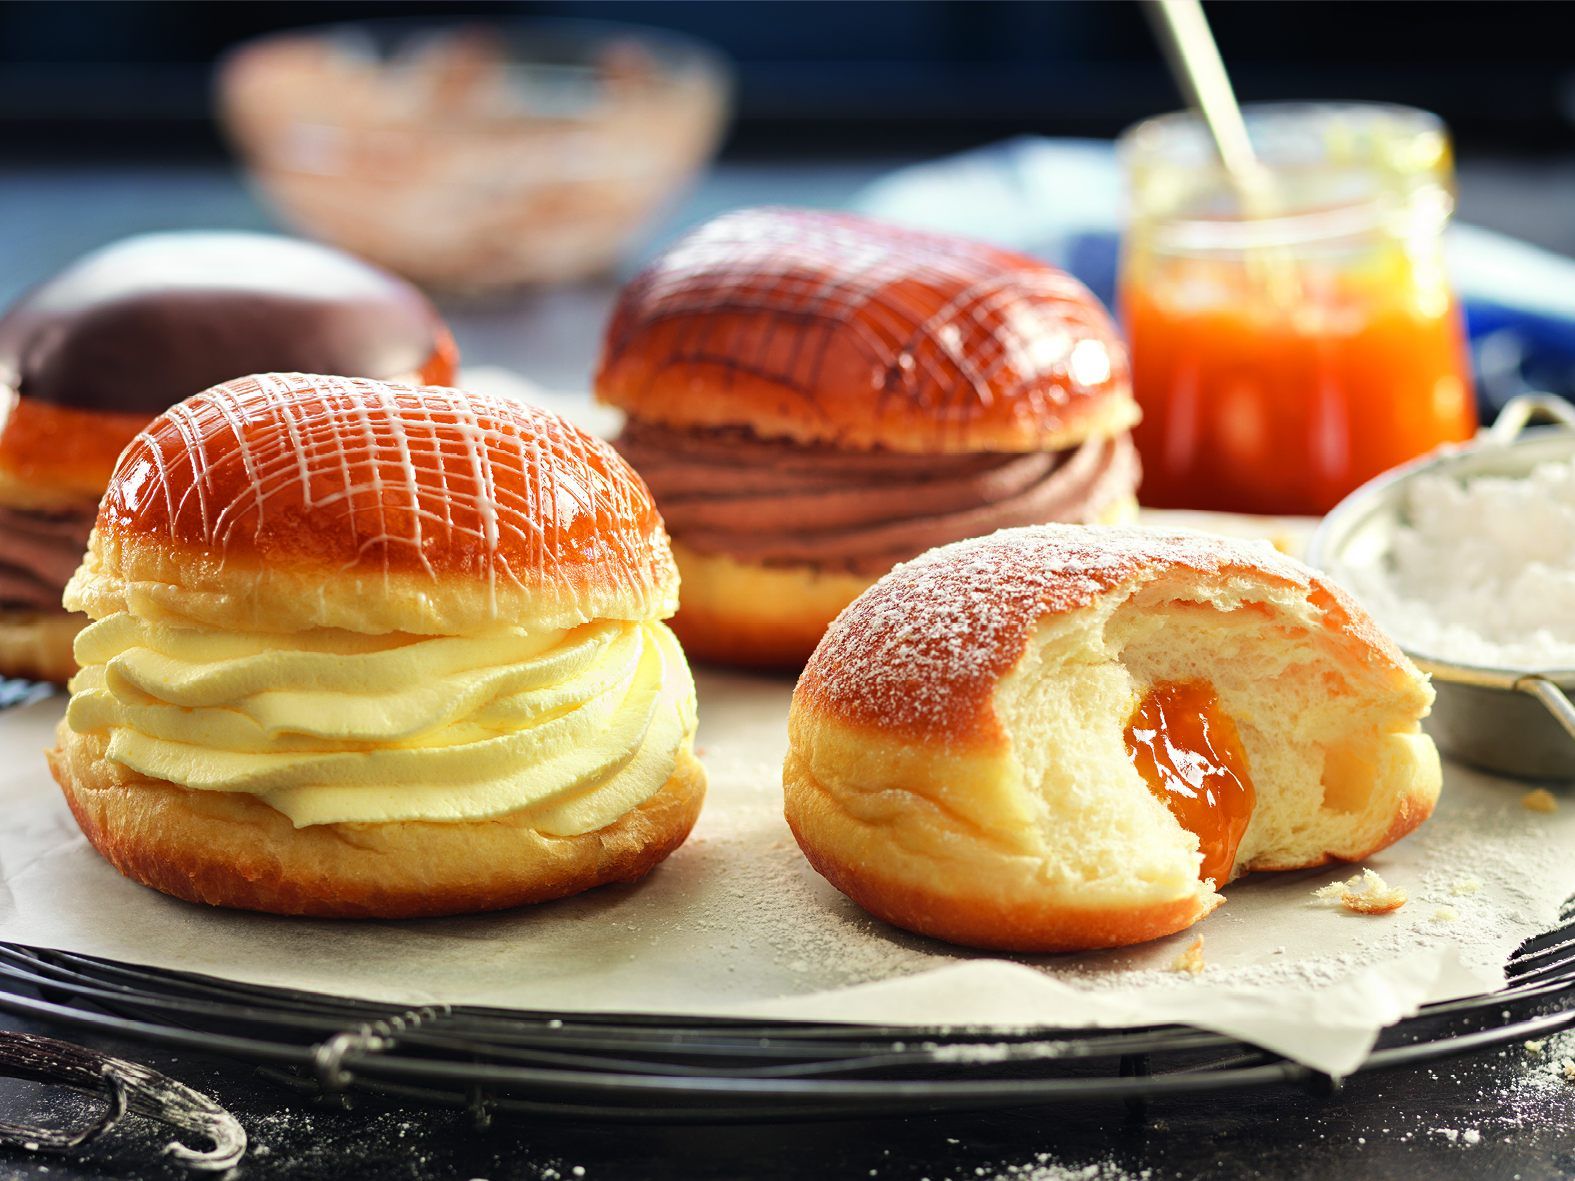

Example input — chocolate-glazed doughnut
[0,231,455,417]
[0,231,459,683]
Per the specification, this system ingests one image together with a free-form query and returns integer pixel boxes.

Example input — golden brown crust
[0,345,457,510]
[667,544,872,669]
[72,373,680,635]
[784,750,1217,952]
[1246,784,1437,874]
[596,208,1137,455]
[0,610,84,683]
[0,398,152,508]
[50,720,706,918]
[795,525,1419,750]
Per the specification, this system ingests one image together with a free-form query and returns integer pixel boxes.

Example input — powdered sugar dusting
[1343,458,1575,669]
[983,1161,1153,1181]
[796,524,1350,741]
[682,800,948,990]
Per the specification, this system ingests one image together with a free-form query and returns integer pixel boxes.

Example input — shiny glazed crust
[0,610,84,684]
[785,524,1440,952]
[0,342,456,510]
[68,373,679,635]
[50,720,706,918]
[596,208,1138,454]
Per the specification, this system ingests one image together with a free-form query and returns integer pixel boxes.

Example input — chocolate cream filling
[614,421,1141,577]
[0,501,96,612]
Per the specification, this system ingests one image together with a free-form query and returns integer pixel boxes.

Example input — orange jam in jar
[1118,103,1476,515]
[1125,679,1256,886]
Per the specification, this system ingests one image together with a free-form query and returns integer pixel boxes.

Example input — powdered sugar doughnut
[785,524,1440,952]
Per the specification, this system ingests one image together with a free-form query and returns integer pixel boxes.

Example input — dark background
[1,0,1572,160]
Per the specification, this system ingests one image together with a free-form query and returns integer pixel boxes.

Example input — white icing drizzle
[106,372,658,600]
[605,208,1127,437]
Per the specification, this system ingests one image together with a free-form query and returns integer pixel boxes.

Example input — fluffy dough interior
[996,576,1441,908]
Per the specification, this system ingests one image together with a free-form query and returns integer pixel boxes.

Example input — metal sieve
[1308,394,1575,781]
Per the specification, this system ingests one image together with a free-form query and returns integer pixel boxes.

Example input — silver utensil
[1143,0,1274,203]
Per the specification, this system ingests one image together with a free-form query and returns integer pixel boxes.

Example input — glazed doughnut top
[596,207,1137,454]
[0,231,447,415]
[71,373,676,634]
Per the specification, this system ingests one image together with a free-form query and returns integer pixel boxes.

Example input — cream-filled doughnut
[597,207,1141,668]
[784,525,1440,952]
[51,372,702,917]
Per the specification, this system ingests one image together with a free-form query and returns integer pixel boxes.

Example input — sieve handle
[1516,676,1575,748]
[1490,394,1575,443]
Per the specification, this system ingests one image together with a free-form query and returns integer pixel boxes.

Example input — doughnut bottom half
[785,746,1220,952]
[49,721,707,918]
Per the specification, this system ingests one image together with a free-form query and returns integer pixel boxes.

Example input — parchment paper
[2,675,1571,1078]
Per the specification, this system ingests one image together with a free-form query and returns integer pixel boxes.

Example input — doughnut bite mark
[784,525,1441,952]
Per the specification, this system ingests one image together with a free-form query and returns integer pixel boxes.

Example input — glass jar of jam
[1118,103,1476,515]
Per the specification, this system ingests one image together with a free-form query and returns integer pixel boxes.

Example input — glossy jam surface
[1125,679,1256,885]
[1123,281,1476,515]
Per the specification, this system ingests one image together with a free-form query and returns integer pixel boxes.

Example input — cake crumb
[1560,1056,1575,1081]
[1432,906,1459,922]
[1525,1038,1547,1055]
[1171,935,1205,975]
[1314,869,1407,914]
[1451,876,1482,895]
[1522,788,1559,813]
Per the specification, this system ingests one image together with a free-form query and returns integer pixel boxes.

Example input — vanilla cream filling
[66,613,696,833]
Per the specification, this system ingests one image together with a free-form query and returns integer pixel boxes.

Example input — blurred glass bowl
[217,18,731,295]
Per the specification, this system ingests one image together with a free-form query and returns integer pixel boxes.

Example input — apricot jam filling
[1124,679,1256,885]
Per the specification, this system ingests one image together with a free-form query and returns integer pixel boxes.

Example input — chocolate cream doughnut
[596,207,1141,668]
